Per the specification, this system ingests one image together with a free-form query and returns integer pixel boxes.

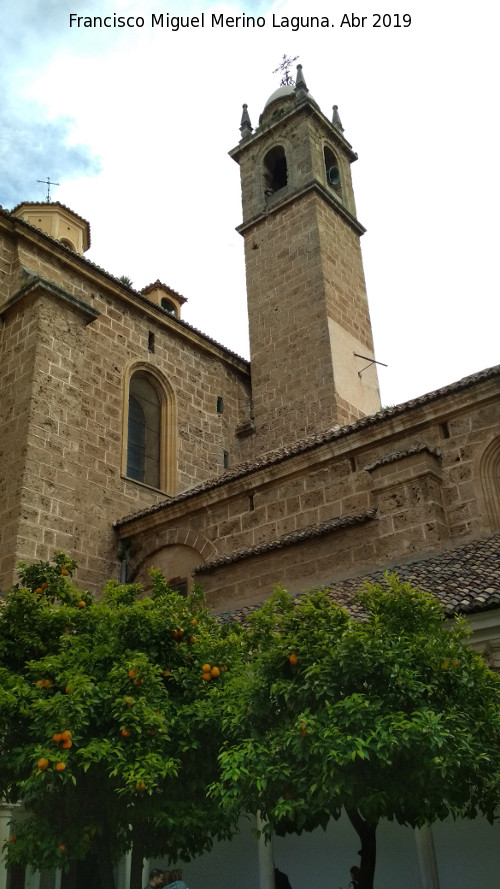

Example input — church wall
[0,219,252,593]
[122,378,500,610]
[0,300,39,583]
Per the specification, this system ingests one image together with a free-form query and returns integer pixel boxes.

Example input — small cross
[37,177,60,202]
[273,54,299,87]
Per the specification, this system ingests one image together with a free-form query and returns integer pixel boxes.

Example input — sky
[1,0,499,407]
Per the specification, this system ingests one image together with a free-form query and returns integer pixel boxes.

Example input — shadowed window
[264,146,288,194]
[126,373,161,488]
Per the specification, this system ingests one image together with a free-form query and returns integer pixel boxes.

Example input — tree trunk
[94,835,116,889]
[129,841,145,889]
[345,808,377,889]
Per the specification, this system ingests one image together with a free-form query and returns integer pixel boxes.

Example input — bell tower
[230,65,381,451]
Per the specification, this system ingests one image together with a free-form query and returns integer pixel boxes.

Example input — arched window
[324,145,342,194]
[123,366,176,493]
[263,146,288,195]
[59,238,76,251]
[127,374,161,487]
[161,297,177,316]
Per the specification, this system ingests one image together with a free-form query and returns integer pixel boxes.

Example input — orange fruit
[289,653,299,665]
[37,758,49,771]
[135,781,146,792]
[35,680,45,688]
[61,730,72,741]
[133,679,143,686]
[171,630,179,639]
[55,762,66,772]
[190,618,197,626]
[34,587,42,594]
[9,835,17,843]
[220,665,227,672]
[43,679,53,688]
[189,636,196,644]
[202,672,212,681]
[121,728,131,738]
[128,669,138,679]
[76,601,86,609]
[61,568,69,576]
[58,844,66,853]
[162,669,171,677]
[61,740,72,749]
[124,696,135,707]
[53,733,62,743]
[41,582,48,590]
[202,664,211,673]
[441,659,450,670]
[210,666,220,678]
[65,686,71,694]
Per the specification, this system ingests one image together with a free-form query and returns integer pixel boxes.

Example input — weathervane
[37,177,60,203]
[273,54,299,86]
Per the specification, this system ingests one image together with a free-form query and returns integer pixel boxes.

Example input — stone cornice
[0,275,100,325]
[235,179,365,238]
[194,509,378,573]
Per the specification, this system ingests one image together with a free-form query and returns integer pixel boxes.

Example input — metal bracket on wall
[354,352,388,377]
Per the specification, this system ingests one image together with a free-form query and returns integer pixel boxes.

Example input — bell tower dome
[230,65,381,451]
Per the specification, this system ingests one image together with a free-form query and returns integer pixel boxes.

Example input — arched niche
[477,436,500,531]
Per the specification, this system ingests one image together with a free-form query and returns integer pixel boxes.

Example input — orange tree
[212,577,500,889]
[0,553,242,889]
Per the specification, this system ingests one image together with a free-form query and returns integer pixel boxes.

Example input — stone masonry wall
[122,381,500,611]
[0,221,252,592]
[243,191,338,450]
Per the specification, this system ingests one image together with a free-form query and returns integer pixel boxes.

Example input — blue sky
[1,0,499,406]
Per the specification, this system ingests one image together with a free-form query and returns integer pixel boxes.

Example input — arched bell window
[123,365,176,493]
[324,145,342,195]
[263,145,288,195]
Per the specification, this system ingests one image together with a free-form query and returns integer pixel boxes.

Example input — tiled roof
[216,532,500,623]
[115,364,500,528]
[141,280,188,305]
[10,200,91,230]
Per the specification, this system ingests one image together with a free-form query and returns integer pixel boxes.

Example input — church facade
[0,67,499,889]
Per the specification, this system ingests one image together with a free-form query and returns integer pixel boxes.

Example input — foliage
[212,576,500,889]
[0,555,241,888]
